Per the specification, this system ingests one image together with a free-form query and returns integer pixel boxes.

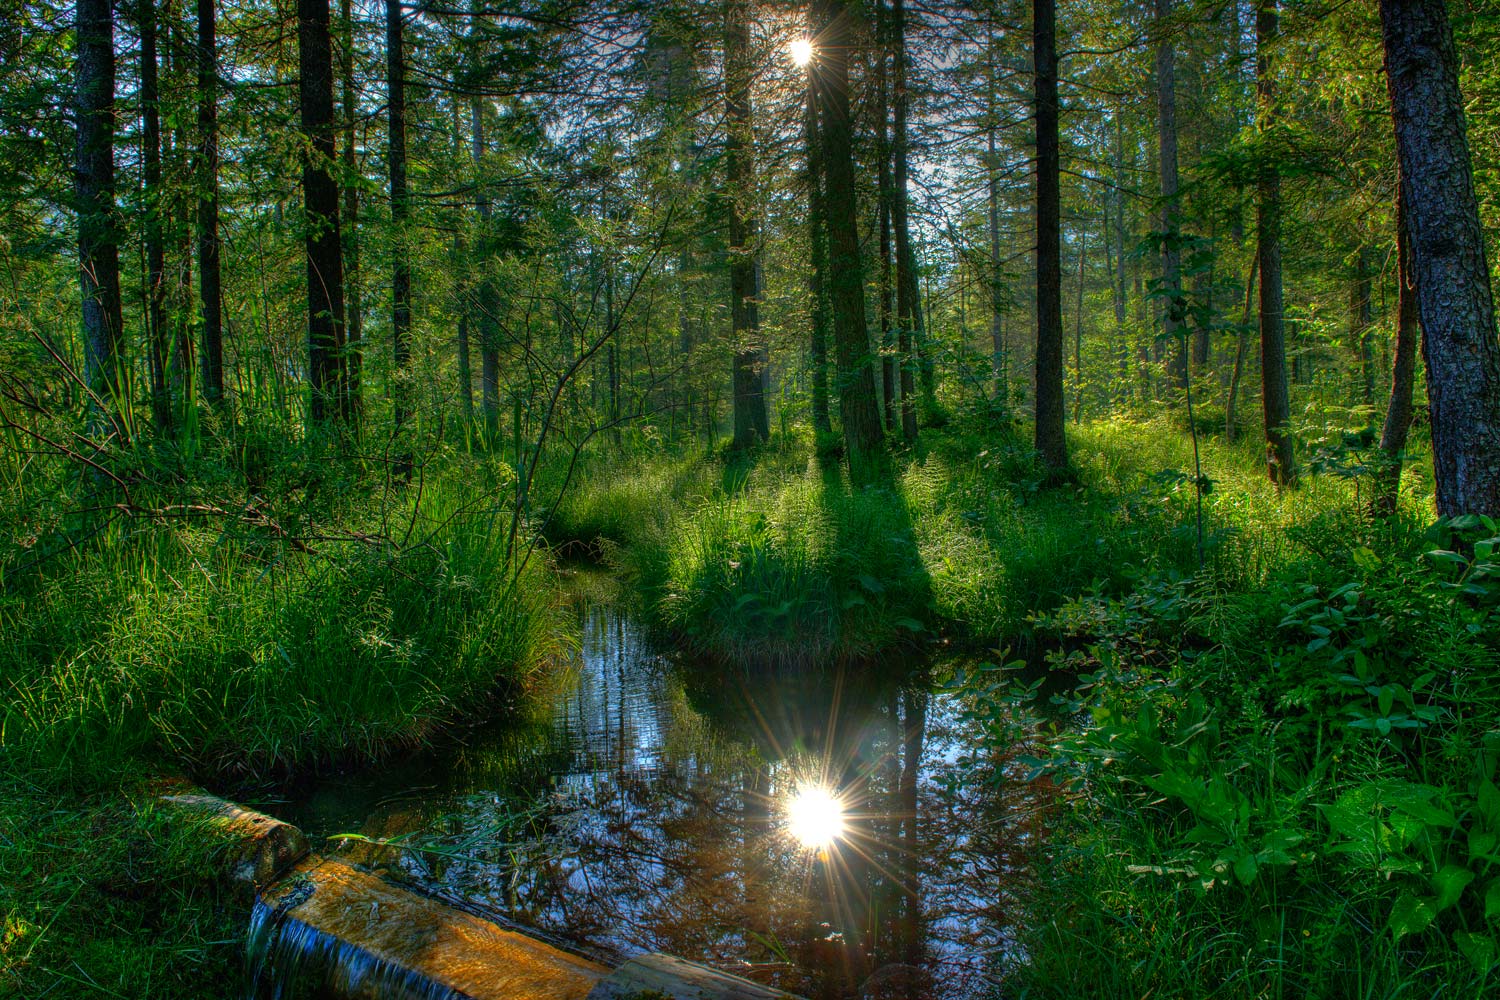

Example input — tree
[1380,0,1500,516]
[298,0,348,422]
[76,0,125,429]
[890,0,922,442]
[198,0,224,405]
[804,51,832,436]
[139,0,170,430]
[814,0,884,467]
[1156,0,1186,392]
[1033,0,1067,474]
[387,0,412,439]
[1374,185,1420,516]
[1256,0,1294,486]
[724,0,769,450]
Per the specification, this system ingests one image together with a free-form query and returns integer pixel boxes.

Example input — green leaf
[1454,930,1499,974]
[1233,853,1259,886]
[1389,892,1436,940]
[894,617,925,633]
[1433,865,1476,912]
[1485,879,1500,921]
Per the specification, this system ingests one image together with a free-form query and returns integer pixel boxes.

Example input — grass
[539,413,1491,998]
[0,435,570,998]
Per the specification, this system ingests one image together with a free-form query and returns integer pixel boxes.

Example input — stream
[270,576,1052,999]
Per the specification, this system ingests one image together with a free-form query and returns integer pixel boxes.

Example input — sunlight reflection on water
[282,588,1054,999]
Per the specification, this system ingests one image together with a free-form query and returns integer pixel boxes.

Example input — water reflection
[281,594,1051,999]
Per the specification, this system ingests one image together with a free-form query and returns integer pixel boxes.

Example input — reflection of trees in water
[322,607,1055,999]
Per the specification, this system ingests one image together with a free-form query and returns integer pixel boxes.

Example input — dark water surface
[273,580,1051,999]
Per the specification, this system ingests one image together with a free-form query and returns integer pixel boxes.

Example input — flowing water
[268,578,1052,999]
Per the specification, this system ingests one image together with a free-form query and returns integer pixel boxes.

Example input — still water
[275,579,1051,999]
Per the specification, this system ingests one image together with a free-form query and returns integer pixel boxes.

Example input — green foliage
[959,501,1500,997]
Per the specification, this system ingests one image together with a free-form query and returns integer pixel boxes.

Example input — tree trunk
[805,65,832,436]
[197,0,224,406]
[77,0,126,429]
[140,0,171,431]
[1112,104,1129,403]
[1156,0,1186,393]
[299,0,348,422]
[815,0,884,468]
[1033,0,1067,474]
[1073,221,1087,423]
[1352,245,1375,405]
[340,0,363,416]
[1379,0,1500,515]
[891,0,923,441]
[875,0,897,432]
[1257,1,1295,486]
[387,0,412,436]
[1225,255,1258,442]
[1375,185,1421,516]
[725,3,769,449]
[471,95,501,439]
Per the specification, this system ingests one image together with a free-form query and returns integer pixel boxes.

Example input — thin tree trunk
[78,0,126,430]
[340,0,362,416]
[1375,185,1420,516]
[1226,255,1258,442]
[891,0,923,440]
[1156,0,1186,393]
[471,95,500,439]
[198,0,224,405]
[1352,245,1375,405]
[875,0,897,432]
[140,0,170,431]
[1033,0,1067,474]
[299,0,348,422]
[725,3,769,449]
[1257,1,1295,485]
[805,67,832,436]
[1112,104,1128,403]
[816,0,884,469]
[387,0,411,438]
[1073,221,1087,423]
[988,125,1007,408]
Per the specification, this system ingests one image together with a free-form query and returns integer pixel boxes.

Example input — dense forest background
[4,0,1500,997]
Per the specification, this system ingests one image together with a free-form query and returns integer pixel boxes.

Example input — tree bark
[387,0,412,436]
[875,0,897,432]
[891,0,922,441]
[140,0,171,431]
[1351,246,1375,405]
[815,0,884,468]
[805,63,832,436]
[1379,0,1500,516]
[340,0,363,416]
[1375,185,1421,516]
[1156,0,1186,393]
[197,0,225,406]
[1257,1,1295,486]
[1033,0,1067,474]
[725,2,769,449]
[472,95,501,439]
[77,0,126,427]
[299,0,348,422]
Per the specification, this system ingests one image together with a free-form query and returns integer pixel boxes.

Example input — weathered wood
[257,858,607,1000]
[160,792,310,898]
[588,953,800,1000]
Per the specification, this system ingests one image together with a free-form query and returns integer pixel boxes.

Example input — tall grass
[2,475,564,783]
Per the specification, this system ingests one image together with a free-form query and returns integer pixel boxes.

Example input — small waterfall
[246,891,466,1000]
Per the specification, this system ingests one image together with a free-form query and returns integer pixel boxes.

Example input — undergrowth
[0,429,568,998]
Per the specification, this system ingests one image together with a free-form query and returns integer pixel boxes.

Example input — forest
[3,0,1500,996]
